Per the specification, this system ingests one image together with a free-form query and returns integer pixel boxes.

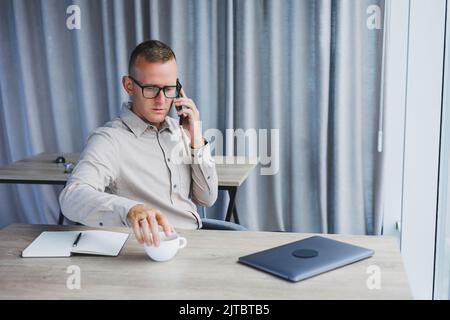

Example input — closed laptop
[238,235,374,282]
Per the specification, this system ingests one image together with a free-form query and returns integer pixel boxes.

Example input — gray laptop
[238,236,374,282]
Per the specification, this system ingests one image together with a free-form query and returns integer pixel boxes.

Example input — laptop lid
[238,235,374,282]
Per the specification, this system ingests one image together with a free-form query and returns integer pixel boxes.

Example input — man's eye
[148,86,160,92]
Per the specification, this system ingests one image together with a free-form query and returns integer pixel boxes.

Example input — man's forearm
[59,182,141,227]
[190,142,218,207]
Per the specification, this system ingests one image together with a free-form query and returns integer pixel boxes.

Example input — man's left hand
[174,87,205,149]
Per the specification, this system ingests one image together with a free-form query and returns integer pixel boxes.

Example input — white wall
[383,0,447,299]
[382,0,409,242]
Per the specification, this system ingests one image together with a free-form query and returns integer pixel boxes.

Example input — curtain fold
[0,0,385,235]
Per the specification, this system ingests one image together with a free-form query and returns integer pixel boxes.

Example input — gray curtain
[0,0,385,234]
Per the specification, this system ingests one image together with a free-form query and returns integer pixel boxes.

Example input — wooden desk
[0,153,257,224]
[0,224,411,300]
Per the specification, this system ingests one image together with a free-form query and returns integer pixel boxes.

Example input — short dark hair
[128,40,176,75]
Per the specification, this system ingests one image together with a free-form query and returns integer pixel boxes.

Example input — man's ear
[122,76,133,95]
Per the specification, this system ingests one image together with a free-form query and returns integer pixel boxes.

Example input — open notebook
[22,230,129,258]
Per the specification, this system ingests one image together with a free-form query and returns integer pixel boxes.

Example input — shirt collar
[120,102,176,137]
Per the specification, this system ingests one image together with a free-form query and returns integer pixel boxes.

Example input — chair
[200,218,248,231]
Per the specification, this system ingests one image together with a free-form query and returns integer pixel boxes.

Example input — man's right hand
[127,204,172,247]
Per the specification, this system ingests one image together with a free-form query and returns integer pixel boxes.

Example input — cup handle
[178,237,187,249]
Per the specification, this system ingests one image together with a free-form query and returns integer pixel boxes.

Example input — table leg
[58,211,65,225]
[232,203,240,224]
[58,182,67,225]
[224,187,240,224]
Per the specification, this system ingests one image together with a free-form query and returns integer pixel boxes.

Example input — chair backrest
[200,218,248,231]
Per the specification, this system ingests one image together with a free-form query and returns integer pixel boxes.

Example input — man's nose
[155,89,165,102]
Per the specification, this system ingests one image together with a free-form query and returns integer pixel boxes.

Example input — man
[59,40,218,247]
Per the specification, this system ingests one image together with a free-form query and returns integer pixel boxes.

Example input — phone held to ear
[175,78,186,125]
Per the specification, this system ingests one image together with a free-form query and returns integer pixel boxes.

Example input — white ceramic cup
[143,231,187,262]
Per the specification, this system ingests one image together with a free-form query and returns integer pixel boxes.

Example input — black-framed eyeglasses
[129,76,180,99]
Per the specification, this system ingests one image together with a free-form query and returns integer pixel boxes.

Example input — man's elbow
[194,188,218,207]
[58,186,68,214]
[58,184,81,223]
[204,190,218,207]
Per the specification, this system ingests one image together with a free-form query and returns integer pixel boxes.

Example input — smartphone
[175,78,185,125]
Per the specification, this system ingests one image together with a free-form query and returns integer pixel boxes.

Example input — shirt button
[99,222,103,226]
[174,184,177,189]
[167,158,170,162]
[207,176,211,180]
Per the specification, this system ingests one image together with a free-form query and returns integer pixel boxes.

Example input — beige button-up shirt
[59,104,218,229]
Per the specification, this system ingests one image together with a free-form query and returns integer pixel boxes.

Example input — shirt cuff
[191,137,208,150]
[116,198,143,228]
[191,139,213,164]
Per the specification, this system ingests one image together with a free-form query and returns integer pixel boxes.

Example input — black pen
[72,232,82,247]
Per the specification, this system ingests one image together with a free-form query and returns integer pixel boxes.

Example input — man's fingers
[148,214,160,246]
[175,98,193,108]
[156,214,172,236]
[128,205,172,246]
[174,94,198,112]
[139,218,152,246]
[177,108,193,120]
[131,219,144,244]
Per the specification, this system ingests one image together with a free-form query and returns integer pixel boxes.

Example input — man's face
[123,56,177,127]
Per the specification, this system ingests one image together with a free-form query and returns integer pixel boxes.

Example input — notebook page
[22,231,80,257]
[71,230,129,256]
